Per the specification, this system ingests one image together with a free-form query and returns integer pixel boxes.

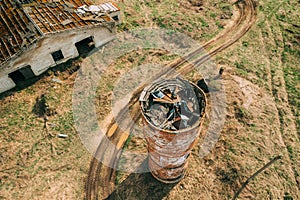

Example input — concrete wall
[0,76,16,93]
[0,25,116,93]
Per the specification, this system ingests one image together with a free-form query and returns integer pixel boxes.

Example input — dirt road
[85,0,258,199]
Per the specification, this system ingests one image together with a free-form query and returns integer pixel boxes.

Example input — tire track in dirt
[85,0,257,199]
[261,19,300,190]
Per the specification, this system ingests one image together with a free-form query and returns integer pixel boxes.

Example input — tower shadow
[106,158,178,200]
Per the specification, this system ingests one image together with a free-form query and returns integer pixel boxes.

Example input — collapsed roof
[0,0,119,66]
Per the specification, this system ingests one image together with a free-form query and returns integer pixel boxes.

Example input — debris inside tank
[140,77,206,131]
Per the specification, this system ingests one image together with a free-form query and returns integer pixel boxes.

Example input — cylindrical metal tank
[140,77,206,183]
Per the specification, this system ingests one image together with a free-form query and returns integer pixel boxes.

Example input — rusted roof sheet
[0,0,120,66]
[0,0,43,64]
[23,0,120,34]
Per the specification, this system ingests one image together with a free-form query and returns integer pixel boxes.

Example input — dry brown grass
[0,0,299,199]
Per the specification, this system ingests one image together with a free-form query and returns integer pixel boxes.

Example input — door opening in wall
[9,65,35,83]
[75,36,95,56]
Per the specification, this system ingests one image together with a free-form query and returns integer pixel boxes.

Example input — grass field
[0,0,299,199]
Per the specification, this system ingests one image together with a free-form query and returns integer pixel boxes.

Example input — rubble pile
[140,78,206,131]
[75,2,119,15]
[74,2,119,23]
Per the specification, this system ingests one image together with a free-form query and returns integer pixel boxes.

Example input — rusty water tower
[140,77,206,183]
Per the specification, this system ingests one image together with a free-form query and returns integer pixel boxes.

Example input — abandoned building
[0,0,120,93]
